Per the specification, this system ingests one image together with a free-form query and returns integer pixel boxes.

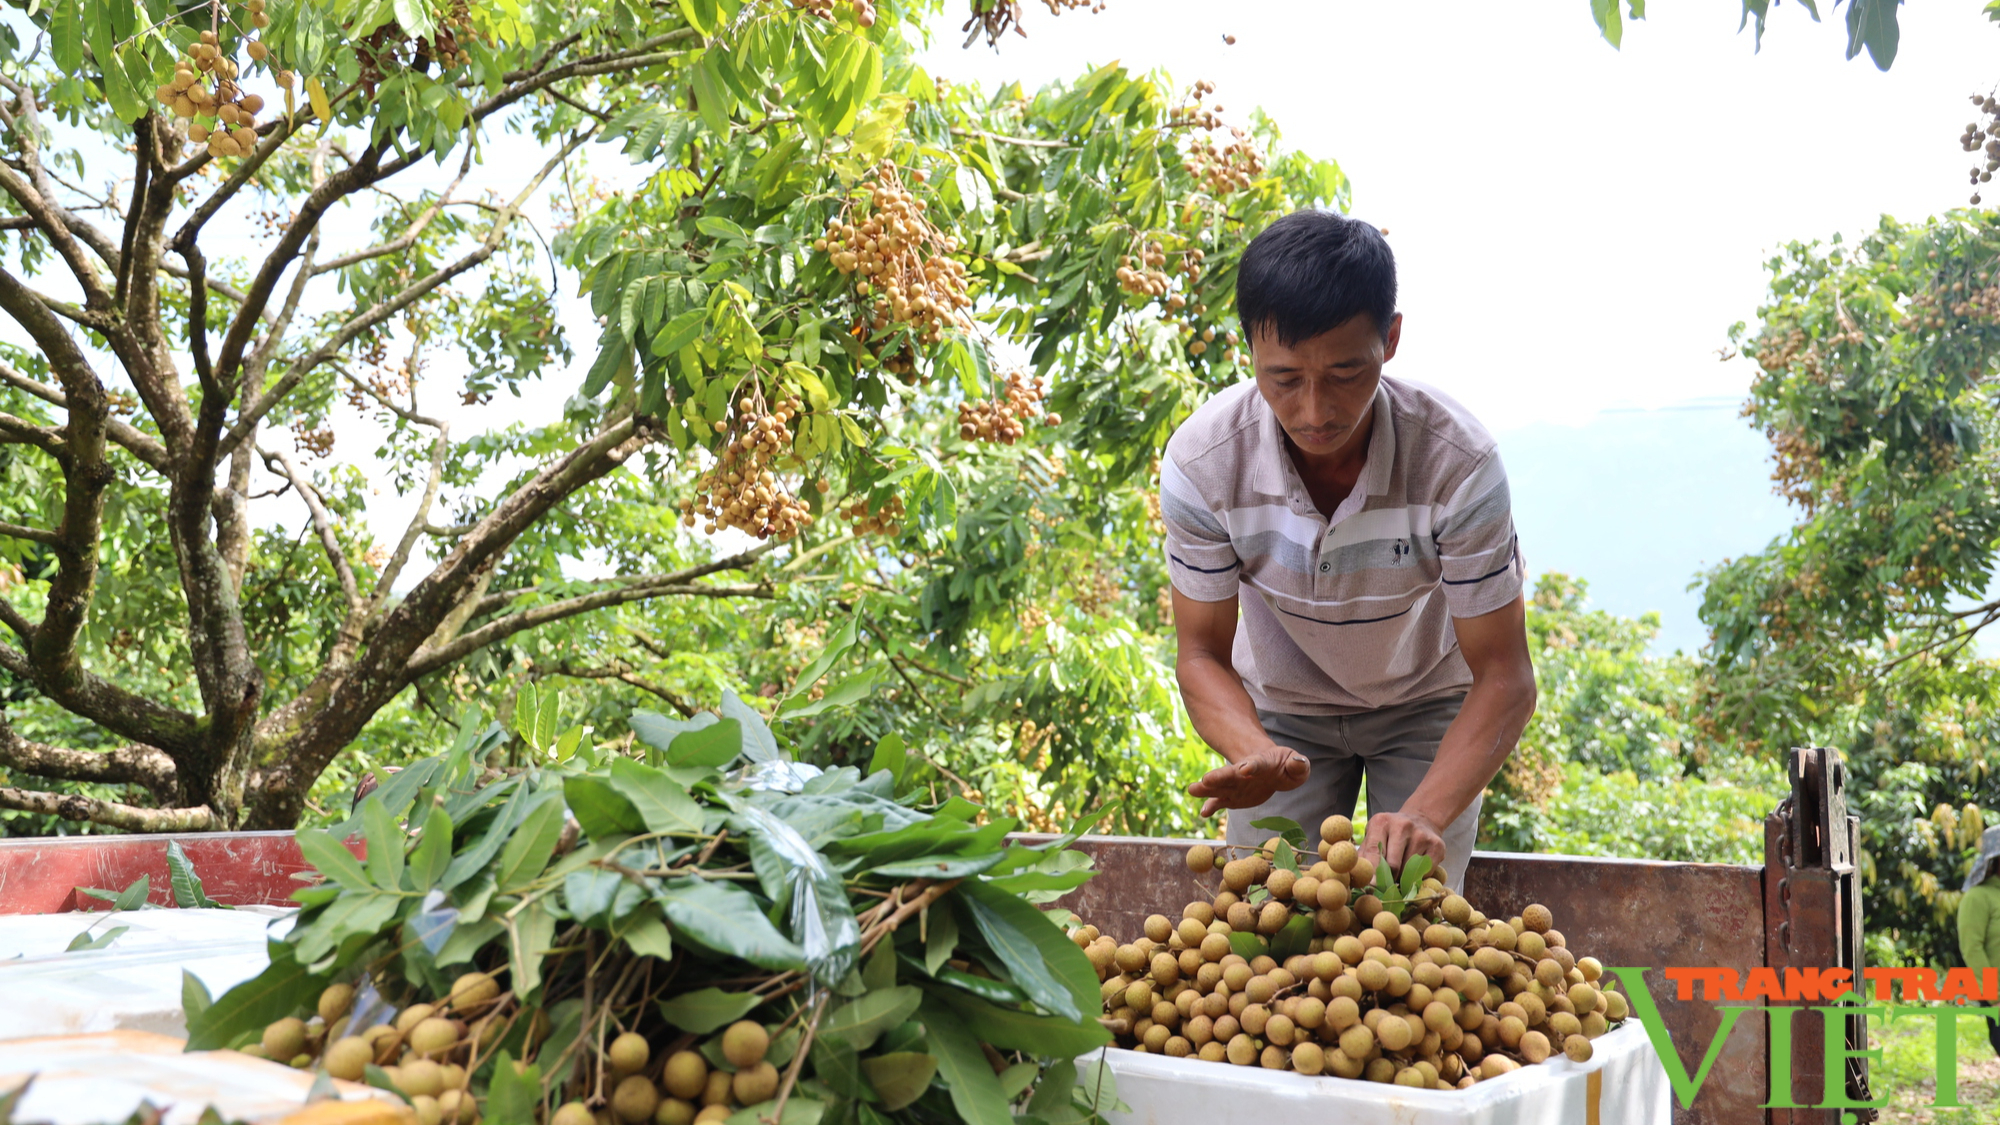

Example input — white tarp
[1084,1021,1672,1125]
[0,908,290,1041]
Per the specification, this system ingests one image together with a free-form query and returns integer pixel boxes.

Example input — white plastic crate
[1083,1020,1671,1125]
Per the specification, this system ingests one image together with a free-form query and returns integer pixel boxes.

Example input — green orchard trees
[0,0,1347,833]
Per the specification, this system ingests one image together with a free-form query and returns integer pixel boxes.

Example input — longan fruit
[609,1032,650,1076]
[399,1059,444,1098]
[1328,996,1360,1032]
[324,1037,373,1081]
[1339,1024,1375,1059]
[409,1018,459,1059]
[1325,840,1358,874]
[1548,1011,1583,1039]
[1292,875,1321,907]
[1260,1044,1289,1069]
[1577,956,1603,982]
[1356,961,1390,992]
[1222,859,1257,892]
[1186,844,1216,873]
[1519,1029,1551,1064]
[318,984,355,1024]
[1226,1034,1259,1066]
[1516,930,1547,960]
[1144,914,1173,943]
[1293,996,1327,1029]
[1376,1016,1413,1053]
[1198,1041,1228,1063]
[1581,1011,1610,1039]
[1366,1057,1398,1084]
[1320,815,1353,844]
[1349,855,1376,887]
[694,1108,731,1125]
[1565,1034,1594,1063]
[1116,944,1149,973]
[613,1076,662,1124]
[662,1052,708,1101]
[1292,1041,1325,1075]
[1605,991,1630,1021]
[262,1018,306,1061]
[1521,904,1553,934]
[1200,933,1232,962]
[1225,902,1257,932]
[1151,952,1181,985]
[448,971,500,1012]
[1481,1055,1520,1079]
[654,1101,696,1125]
[1257,900,1291,935]
[1544,929,1567,950]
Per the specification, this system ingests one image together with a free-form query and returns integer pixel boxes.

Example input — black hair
[1235,209,1397,345]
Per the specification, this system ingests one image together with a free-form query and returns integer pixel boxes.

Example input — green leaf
[860,1052,937,1112]
[486,1052,541,1125]
[360,796,405,890]
[621,912,674,960]
[959,878,1091,1022]
[656,878,805,971]
[292,891,397,965]
[1271,913,1314,960]
[692,54,732,136]
[678,0,719,37]
[608,757,704,835]
[564,774,646,839]
[1248,816,1306,851]
[916,998,1012,1125]
[820,985,921,1050]
[1027,1058,1077,1118]
[187,943,324,1050]
[653,308,707,359]
[868,733,906,789]
[297,829,370,889]
[508,900,557,999]
[657,987,763,1034]
[782,618,858,705]
[66,924,128,952]
[113,874,152,912]
[725,1099,822,1125]
[929,985,1111,1056]
[166,842,222,909]
[1227,930,1267,959]
[50,0,81,72]
[777,669,881,720]
[496,797,566,891]
[407,808,454,893]
[1271,838,1300,875]
[924,900,959,976]
[721,691,779,763]
[182,970,214,1024]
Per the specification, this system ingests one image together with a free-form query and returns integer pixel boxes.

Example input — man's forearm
[1401,669,1535,829]
[1178,649,1279,763]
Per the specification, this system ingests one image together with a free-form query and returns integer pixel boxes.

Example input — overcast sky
[915,0,2000,429]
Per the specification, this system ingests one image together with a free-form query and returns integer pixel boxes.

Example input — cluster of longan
[154,17,277,159]
[841,492,905,537]
[1183,129,1267,196]
[787,0,876,24]
[961,0,1106,48]
[682,397,815,540]
[548,1021,776,1125]
[1073,815,1626,1089]
[244,972,503,1124]
[815,164,972,346]
[1962,92,2000,205]
[958,371,1057,443]
[1169,80,1222,130]
[1116,242,1172,299]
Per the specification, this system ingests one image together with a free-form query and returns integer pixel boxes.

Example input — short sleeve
[1433,451,1526,618]
[1159,449,1240,602]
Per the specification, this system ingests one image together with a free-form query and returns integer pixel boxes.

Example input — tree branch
[0,520,58,545]
[260,447,361,610]
[408,580,776,680]
[0,640,203,756]
[0,711,176,795]
[0,785,214,831]
[0,358,170,473]
[310,147,474,277]
[533,659,698,717]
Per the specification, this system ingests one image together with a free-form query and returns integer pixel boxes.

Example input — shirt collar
[1252,379,1397,522]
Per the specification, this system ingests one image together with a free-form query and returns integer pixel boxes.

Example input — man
[1160,209,1537,887]
[1960,826,2000,1057]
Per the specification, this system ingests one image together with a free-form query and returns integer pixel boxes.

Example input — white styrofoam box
[0,1030,405,1125]
[0,908,292,1040]
[1083,1020,1671,1125]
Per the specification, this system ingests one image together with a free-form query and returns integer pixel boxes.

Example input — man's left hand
[1361,809,1447,881]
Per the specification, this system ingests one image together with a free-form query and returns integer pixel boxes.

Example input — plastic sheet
[1082,1020,1671,1125]
[0,1030,407,1125]
[0,907,291,1040]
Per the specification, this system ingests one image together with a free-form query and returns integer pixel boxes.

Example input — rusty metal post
[1764,746,1872,1125]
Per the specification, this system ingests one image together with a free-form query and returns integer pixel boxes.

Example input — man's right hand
[1187,744,1310,818]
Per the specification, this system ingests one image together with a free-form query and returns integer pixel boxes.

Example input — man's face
[1251,313,1402,462]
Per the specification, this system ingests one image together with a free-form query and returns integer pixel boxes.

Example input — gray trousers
[1223,692,1479,888]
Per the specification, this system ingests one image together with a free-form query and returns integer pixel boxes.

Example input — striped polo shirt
[1160,375,1525,715]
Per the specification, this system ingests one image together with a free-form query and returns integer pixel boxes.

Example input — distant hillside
[1492,402,1796,655]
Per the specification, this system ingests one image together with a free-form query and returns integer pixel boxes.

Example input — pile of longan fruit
[1116,242,1172,301]
[1182,129,1266,197]
[839,492,905,537]
[957,371,1057,444]
[245,971,505,1124]
[548,1020,777,1125]
[1070,816,1629,1090]
[814,164,972,346]
[682,396,815,540]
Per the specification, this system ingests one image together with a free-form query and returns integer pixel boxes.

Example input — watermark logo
[1610,966,2000,1118]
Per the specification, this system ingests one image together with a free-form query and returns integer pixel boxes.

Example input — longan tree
[0,0,1346,832]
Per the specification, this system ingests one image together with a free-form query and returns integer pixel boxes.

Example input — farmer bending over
[1160,209,1537,888]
